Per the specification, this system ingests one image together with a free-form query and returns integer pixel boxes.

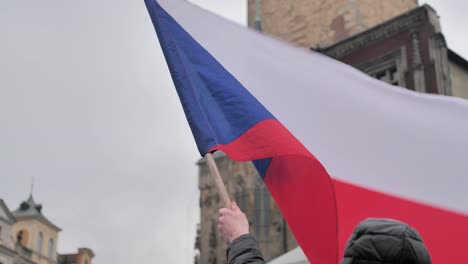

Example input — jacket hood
[342,218,431,264]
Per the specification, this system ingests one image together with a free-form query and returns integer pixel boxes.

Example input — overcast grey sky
[0,1,466,264]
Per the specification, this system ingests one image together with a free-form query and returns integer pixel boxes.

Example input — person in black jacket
[218,202,432,264]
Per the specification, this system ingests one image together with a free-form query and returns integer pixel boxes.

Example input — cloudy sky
[1,1,466,263]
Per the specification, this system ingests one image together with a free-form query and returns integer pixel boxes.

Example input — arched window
[37,232,43,253]
[48,238,54,259]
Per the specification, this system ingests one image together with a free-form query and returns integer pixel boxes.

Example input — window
[17,230,29,246]
[371,66,399,86]
[37,232,43,254]
[357,48,407,88]
[48,239,54,259]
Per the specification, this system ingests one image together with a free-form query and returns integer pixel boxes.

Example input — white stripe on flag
[157,0,468,215]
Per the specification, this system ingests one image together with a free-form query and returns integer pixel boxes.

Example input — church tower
[12,194,61,264]
[248,0,418,47]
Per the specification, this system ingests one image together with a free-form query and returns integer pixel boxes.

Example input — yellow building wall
[80,253,92,264]
[12,219,59,264]
[450,62,468,99]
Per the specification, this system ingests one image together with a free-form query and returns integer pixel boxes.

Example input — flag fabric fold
[145,0,468,263]
[145,1,339,263]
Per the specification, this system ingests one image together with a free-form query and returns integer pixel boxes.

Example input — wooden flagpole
[204,152,232,208]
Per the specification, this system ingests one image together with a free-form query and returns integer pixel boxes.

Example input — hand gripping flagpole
[204,152,232,208]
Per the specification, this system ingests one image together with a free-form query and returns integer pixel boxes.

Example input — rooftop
[13,194,61,232]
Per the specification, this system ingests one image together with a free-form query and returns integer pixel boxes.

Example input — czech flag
[145,0,468,263]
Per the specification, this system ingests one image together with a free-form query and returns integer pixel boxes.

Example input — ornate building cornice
[316,5,432,59]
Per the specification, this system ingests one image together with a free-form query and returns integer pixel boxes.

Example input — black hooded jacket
[342,218,431,264]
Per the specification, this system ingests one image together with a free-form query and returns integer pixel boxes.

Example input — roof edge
[0,199,16,223]
[314,4,436,56]
[15,215,62,232]
[448,49,468,69]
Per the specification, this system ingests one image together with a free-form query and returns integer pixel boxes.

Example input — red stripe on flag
[209,119,310,159]
[210,119,339,264]
[265,156,338,264]
[334,179,468,263]
[210,119,468,263]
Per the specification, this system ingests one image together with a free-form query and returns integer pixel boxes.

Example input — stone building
[196,1,468,264]
[448,50,468,99]
[0,200,15,251]
[0,195,95,264]
[12,195,61,264]
[248,0,468,99]
[196,152,297,264]
[57,248,94,264]
[247,0,418,48]
[0,199,34,264]
[316,5,468,99]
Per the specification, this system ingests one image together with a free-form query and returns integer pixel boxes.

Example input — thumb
[231,202,239,211]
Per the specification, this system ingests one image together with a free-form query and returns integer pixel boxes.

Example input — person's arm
[218,202,266,264]
[226,234,265,264]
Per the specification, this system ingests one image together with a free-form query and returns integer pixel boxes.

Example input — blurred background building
[0,195,94,264]
[196,153,295,264]
[195,0,468,263]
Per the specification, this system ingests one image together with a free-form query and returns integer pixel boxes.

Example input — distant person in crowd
[218,202,431,264]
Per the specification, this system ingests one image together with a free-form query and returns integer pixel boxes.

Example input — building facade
[12,195,61,264]
[247,0,418,48]
[58,248,94,264]
[0,200,15,250]
[0,199,34,264]
[317,5,468,98]
[248,0,468,99]
[196,1,468,264]
[448,50,468,99]
[0,196,94,264]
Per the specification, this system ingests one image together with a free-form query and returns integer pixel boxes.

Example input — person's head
[342,218,431,264]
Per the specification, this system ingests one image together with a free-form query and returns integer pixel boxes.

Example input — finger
[219,208,234,216]
[231,202,239,211]
[219,208,230,215]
